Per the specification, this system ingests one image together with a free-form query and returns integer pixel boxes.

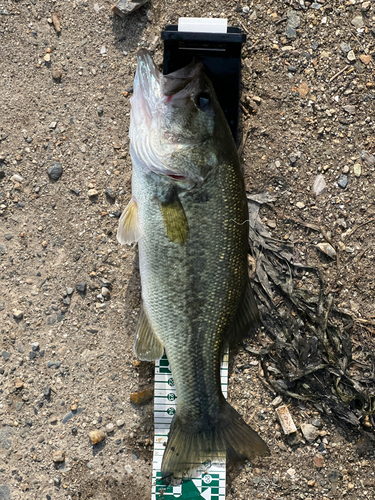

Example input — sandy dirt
[0,0,375,499]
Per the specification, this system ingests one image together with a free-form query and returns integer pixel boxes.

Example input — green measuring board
[151,350,229,500]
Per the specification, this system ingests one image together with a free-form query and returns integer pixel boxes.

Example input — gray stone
[67,287,74,295]
[1,351,9,361]
[47,162,63,181]
[47,316,56,325]
[76,282,86,293]
[287,10,300,28]
[340,42,351,53]
[29,351,37,360]
[63,297,71,306]
[97,106,103,116]
[43,385,51,398]
[0,427,14,450]
[343,105,355,114]
[0,485,10,500]
[351,16,364,29]
[286,10,300,39]
[313,174,327,196]
[31,342,39,351]
[105,187,116,201]
[4,234,13,241]
[0,244,7,255]
[301,423,320,442]
[312,418,322,428]
[286,26,296,39]
[15,401,23,411]
[311,2,322,8]
[54,475,61,486]
[360,150,375,167]
[112,0,148,18]
[19,427,30,438]
[338,175,348,189]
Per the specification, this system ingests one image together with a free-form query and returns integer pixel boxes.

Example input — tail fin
[161,401,269,484]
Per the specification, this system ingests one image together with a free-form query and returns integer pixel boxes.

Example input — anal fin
[117,197,141,245]
[134,306,163,361]
[226,279,260,346]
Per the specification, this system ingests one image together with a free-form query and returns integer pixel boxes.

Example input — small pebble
[351,16,364,29]
[106,423,114,433]
[353,163,361,177]
[343,105,355,115]
[314,454,325,468]
[76,283,87,293]
[89,429,106,445]
[130,389,153,405]
[312,419,322,428]
[316,242,336,259]
[1,350,10,361]
[105,187,116,201]
[14,378,23,389]
[13,309,24,320]
[52,450,65,463]
[47,162,63,182]
[347,50,356,62]
[313,174,327,196]
[88,189,99,197]
[52,69,62,81]
[338,175,348,189]
[340,42,351,53]
[301,423,320,442]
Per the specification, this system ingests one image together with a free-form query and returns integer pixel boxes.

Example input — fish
[117,49,269,484]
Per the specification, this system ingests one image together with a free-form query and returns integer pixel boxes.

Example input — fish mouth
[129,50,209,183]
[135,49,204,109]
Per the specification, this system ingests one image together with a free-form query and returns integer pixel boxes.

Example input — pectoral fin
[226,279,260,346]
[117,197,141,245]
[134,305,164,361]
[159,195,189,245]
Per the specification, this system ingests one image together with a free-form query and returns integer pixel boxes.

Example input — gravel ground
[0,0,375,499]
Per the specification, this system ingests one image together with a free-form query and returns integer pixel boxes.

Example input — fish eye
[196,92,210,111]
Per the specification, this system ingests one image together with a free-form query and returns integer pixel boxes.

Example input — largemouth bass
[117,49,269,483]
